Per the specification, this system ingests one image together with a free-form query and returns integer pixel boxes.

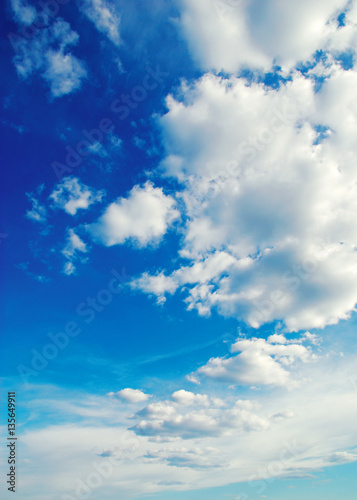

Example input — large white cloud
[133,60,357,331]
[88,182,179,247]
[177,0,351,72]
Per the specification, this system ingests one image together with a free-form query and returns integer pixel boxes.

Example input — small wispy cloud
[49,176,105,216]
[25,184,47,224]
[80,0,121,46]
[11,14,87,98]
[62,228,88,275]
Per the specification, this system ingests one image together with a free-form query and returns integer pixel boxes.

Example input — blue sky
[1,0,357,499]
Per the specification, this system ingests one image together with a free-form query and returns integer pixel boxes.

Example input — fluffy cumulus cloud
[109,388,151,403]
[43,50,87,98]
[177,0,352,73]
[130,272,179,304]
[88,182,179,247]
[131,397,270,439]
[171,390,210,406]
[133,47,357,330]
[10,10,87,97]
[80,0,121,46]
[194,334,319,388]
[49,176,104,215]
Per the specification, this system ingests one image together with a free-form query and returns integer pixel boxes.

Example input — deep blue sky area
[0,0,202,388]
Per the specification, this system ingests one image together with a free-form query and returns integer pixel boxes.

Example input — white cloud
[110,388,151,403]
[171,390,210,406]
[88,182,179,247]
[186,374,201,385]
[133,62,357,331]
[11,0,36,25]
[131,251,236,308]
[63,261,75,276]
[131,272,178,304]
[62,229,87,257]
[177,0,349,73]
[195,335,318,388]
[132,398,270,439]
[11,18,87,98]
[43,50,87,98]
[11,1,357,496]
[62,228,88,275]
[266,332,321,346]
[49,176,104,215]
[81,0,121,46]
[26,187,47,224]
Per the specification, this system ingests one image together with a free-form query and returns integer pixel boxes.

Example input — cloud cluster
[131,392,270,439]
[13,1,357,497]
[14,343,357,498]
[133,61,357,331]
[24,177,107,275]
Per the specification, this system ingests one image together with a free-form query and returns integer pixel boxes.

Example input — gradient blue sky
[1,0,357,499]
